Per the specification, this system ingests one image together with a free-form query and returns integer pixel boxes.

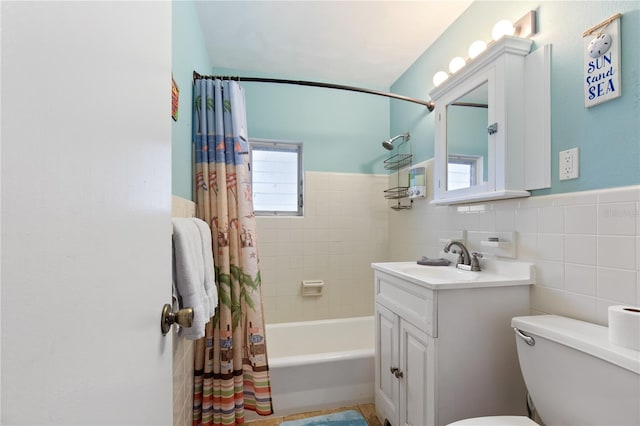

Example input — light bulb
[492,19,515,40]
[448,57,466,74]
[468,40,487,59]
[432,71,448,87]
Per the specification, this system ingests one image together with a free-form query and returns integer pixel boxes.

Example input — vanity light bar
[432,10,537,87]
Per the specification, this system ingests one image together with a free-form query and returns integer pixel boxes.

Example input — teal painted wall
[173,1,638,190]
[391,1,640,194]
[172,1,212,200]
[213,68,391,175]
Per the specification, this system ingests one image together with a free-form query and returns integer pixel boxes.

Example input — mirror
[445,82,488,191]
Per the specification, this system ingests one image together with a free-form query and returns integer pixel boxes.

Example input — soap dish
[417,257,451,266]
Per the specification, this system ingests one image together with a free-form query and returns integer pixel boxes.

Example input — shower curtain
[193,78,273,425]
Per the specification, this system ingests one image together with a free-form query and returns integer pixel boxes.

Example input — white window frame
[249,139,303,216]
[447,154,483,191]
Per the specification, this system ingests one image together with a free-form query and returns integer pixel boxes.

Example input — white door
[1,2,173,424]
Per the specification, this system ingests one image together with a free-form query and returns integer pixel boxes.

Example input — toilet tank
[511,315,640,426]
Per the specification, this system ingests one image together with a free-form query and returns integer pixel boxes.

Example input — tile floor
[247,404,382,426]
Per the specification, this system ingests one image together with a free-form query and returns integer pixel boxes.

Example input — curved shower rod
[193,71,435,111]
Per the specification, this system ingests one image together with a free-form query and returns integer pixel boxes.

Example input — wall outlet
[559,148,579,180]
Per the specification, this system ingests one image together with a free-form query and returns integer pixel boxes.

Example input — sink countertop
[371,261,535,290]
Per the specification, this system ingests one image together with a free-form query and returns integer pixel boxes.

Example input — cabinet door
[375,303,400,426]
[400,319,435,426]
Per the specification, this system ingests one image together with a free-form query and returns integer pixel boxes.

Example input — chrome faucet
[443,241,482,271]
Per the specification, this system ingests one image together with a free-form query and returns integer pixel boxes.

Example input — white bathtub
[252,316,375,418]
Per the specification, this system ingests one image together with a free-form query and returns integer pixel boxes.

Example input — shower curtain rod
[451,102,488,109]
[193,71,435,111]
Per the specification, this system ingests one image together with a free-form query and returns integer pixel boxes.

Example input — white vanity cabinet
[376,302,434,426]
[373,266,532,426]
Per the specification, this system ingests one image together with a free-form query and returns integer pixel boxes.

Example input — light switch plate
[559,148,579,180]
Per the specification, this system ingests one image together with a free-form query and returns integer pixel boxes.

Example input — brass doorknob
[161,303,193,335]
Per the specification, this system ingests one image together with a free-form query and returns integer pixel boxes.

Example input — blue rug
[280,410,368,426]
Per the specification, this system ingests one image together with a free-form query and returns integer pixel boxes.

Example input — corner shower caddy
[383,150,413,210]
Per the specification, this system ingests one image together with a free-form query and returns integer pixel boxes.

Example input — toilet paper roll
[608,305,640,351]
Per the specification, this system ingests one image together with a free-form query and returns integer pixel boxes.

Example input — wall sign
[583,13,622,108]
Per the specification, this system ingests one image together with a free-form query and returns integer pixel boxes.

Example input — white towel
[192,218,218,316]
[172,218,218,340]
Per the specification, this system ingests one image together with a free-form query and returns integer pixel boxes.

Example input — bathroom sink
[371,261,534,290]
[389,264,480,282]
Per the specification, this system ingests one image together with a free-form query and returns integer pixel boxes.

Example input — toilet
[448,314,640,426]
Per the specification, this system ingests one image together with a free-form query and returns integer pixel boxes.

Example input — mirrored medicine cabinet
[429,36,551,205]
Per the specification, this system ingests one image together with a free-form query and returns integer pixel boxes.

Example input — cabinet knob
[390,367,403,378]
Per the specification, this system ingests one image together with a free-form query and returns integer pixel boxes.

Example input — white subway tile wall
[256,172,389,323]
[388,160,639,326]
[172,325,195,426]
[254,163,639,328]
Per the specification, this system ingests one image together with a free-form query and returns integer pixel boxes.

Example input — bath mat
[280,409,368,426]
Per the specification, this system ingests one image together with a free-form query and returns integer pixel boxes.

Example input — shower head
[382,132,410,150]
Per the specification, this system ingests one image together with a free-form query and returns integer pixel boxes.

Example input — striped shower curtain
[193,78,273,425]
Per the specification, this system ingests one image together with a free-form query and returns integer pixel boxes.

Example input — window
[447,154,483,190]
[249,139,303,216]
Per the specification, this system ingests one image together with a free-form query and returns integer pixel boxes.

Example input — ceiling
[195,1,473,89]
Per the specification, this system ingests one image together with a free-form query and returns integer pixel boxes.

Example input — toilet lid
[447,416,539,426]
